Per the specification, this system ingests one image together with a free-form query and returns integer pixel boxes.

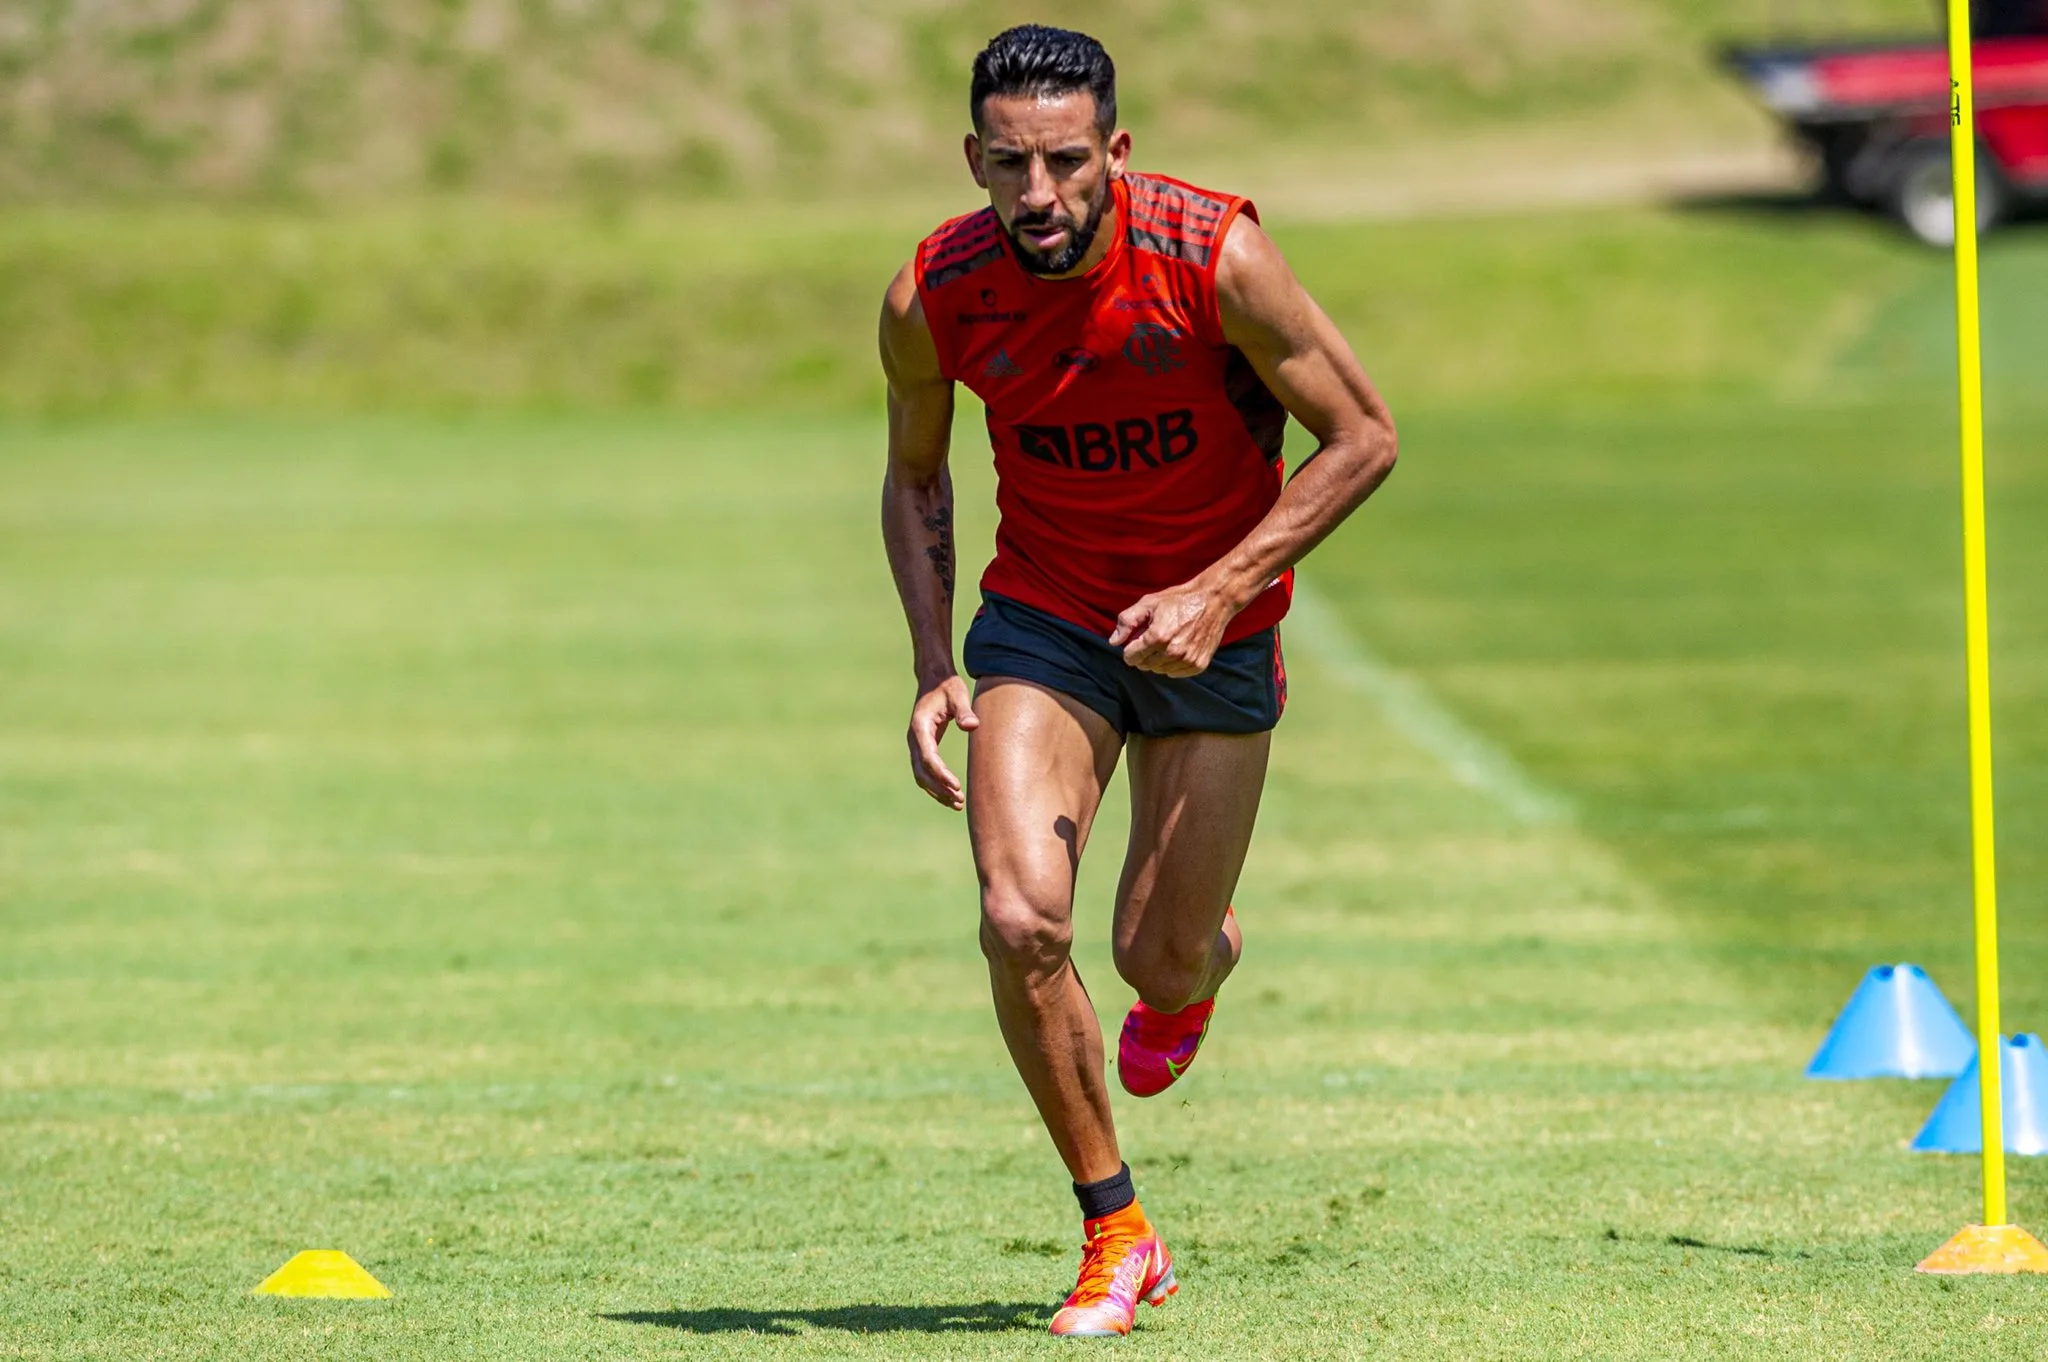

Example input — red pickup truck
[1723,0,2048,243]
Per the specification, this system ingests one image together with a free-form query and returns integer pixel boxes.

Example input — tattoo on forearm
[922,506,955,602]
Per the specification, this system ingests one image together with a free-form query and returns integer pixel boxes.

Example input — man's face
[966,92,1130,277]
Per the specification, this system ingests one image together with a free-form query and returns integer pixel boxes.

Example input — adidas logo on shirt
[982,349,1025,379]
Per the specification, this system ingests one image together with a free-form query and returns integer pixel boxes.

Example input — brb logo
[1014,410,1198,473]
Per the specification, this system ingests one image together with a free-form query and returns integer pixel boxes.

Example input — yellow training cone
[1915,1224,2048,1275]
[251,1249,393,1298]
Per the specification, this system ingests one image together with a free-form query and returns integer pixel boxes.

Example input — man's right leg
[966,677,1124,1183]
[969,675,1181,1338]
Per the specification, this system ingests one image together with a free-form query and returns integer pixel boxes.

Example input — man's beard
[1005,191,1109,276]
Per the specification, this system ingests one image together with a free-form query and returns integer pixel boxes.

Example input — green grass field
[5,205,2048,1357]
[7,195,2044,415]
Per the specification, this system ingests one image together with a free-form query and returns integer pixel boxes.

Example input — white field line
[1285,581,1574,827]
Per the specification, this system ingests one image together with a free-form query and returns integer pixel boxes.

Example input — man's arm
[879,261,978,810]
[1109,215,1398,676]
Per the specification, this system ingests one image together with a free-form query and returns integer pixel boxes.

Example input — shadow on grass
[1666,1234,1775,1258]
[1668,186,2048,239]
[600,1300,1048,1335]
[1668,188,1841,218]
[1600,1227,1799,1258]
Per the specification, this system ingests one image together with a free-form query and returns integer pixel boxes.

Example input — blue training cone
[1804,963,1974,1079]
[1911,1033,2048,1155]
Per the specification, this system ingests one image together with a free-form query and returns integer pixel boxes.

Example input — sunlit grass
[3,393,2046,1356]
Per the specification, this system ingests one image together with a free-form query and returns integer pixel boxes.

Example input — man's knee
[979,887,1074,984]
[1113,933,1210,1013]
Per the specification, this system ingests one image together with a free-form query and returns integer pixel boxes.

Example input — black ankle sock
[1073,1163,1136,1220]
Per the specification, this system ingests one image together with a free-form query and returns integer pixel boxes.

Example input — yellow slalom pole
[1914,0,2048,1276]
[1945,0,2006,1233]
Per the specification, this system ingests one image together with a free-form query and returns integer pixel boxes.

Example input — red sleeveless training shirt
[914,172,1292,643]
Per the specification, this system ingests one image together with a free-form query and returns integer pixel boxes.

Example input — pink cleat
[1118,997,1216,1098]
[1118,907,1234,1098]
[1047,1202,1177,1337]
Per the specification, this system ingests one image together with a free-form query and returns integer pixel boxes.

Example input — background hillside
[0,0,2013,417]
[2,0,1942,202]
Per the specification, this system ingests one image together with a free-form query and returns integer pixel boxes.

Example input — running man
[878,25,1397,1338]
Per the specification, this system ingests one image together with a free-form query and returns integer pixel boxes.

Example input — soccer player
[878,25,1397,1338]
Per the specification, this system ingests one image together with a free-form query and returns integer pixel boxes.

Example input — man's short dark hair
[970,25,1117,136]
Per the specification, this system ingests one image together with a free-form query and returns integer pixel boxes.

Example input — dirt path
[1191,138,1806,223]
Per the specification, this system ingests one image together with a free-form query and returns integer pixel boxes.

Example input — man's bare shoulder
[1215,214,1298,311]
[880,259,943,385]
[882,260,924,328]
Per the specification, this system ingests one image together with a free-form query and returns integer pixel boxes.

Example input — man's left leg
[1111,729,1270,1095]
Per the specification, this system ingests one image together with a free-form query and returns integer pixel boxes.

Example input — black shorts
[962,592,1286,738]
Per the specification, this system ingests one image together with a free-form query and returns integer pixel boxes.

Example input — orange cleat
[1047,1202,1177,1337]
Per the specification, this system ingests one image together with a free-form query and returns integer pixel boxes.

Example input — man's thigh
[967,678,1124,914]
[1113,729,1271,953]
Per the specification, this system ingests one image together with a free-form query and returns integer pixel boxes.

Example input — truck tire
[1812,126,1867,205]
[1890,141,2005,247]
